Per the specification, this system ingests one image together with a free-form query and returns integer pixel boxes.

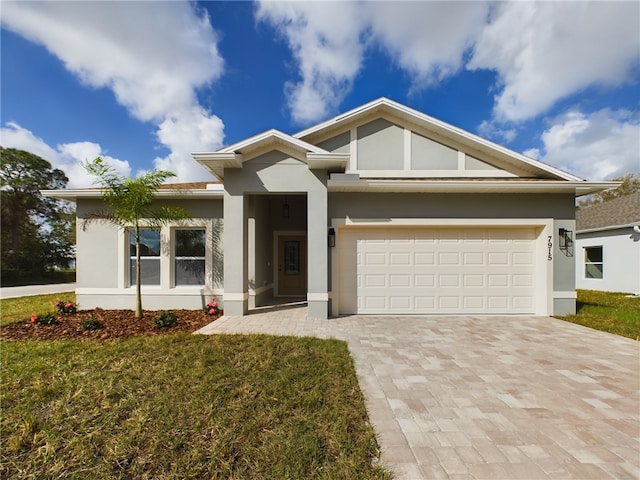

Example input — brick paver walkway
[197,307,640,479]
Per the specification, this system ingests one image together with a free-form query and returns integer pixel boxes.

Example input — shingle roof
[576,192,640,231]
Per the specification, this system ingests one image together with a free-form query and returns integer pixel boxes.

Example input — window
[175,229,206,285]
[129,228,161,285]
[284,240,300,274]
[584,246,603,279]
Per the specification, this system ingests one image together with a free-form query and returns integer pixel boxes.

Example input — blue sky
[1,1,639,188]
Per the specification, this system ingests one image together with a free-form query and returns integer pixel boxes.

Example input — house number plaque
[547,236,553,261]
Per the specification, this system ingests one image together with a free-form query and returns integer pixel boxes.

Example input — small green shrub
[204,297,220,316]
[29,313,59,326]
[154,311,177,329]
[82,316,103,331]
[54,300,77,315]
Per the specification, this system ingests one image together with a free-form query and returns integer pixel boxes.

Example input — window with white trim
[129,228,161,285]
[584,246,603,279]
[174,229,206,286]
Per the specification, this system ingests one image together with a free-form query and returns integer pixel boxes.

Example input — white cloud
[1,122,131,189]
[533,109,640,181]
[257,1,638,129]
[364,2,489,89]
[468,2,640,122]
[477,120,517,144]
[1,1,224,182]
[255,1,366,124]
[256,1,490,124]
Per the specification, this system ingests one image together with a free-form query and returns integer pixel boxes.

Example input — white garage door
[339,227,537,315]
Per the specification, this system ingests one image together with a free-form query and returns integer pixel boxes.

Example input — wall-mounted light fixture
[559,228,573,256]
[328,227,336,248]
[282,196,290,219]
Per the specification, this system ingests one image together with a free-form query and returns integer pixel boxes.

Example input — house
[44,98,617,318]
[575,192,640,295]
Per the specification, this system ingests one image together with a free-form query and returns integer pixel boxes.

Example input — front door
[277,235,307,296]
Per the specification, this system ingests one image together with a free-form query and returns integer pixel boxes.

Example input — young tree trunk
[135,226,143,319]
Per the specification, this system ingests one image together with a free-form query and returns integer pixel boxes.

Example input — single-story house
[44,98,616,318]
[575,192,640,295]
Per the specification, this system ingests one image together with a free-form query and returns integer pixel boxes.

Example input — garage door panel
[390,296,411,309]
[390,274,411,287]
[463,252,485,265]
[463,297,485,309]
[439,252,460,265]
[390,252,411,265]
[365,274,386,288]
[415,274,435,287]
[415,252,435,265]
[341,227,537,315]
[439,275,460,287]
[463,274,485,287]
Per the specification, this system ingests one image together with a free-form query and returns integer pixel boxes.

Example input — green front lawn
[0,292,76,327]
[557,289,640,340]
[1,334,391,479]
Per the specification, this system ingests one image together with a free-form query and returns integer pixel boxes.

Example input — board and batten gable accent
[302,115,522,178]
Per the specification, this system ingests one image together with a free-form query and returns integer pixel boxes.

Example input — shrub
[204,297,220,316]
[54,300,77,315]
[82,316,103,331]
[154,311,177,328]
[30,313,59,326]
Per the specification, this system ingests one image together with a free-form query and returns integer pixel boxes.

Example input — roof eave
[218,129,327,155]
[327,179,621,195]
[192,152,240,180]
[41,187,225,203]
[577,223,640,234]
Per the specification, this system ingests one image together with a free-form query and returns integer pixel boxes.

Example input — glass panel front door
[278,235,306,295]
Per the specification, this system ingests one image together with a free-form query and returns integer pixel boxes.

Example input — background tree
[578,173,640,207]
[0,147,75,283]
[83,157,189,318]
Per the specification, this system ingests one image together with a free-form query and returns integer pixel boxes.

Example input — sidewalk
[0,283,76,299]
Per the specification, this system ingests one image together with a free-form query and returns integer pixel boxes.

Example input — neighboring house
[44,98,616,318]
[575,192,640,295]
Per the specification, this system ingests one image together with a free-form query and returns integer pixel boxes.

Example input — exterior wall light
[559,228,573,257]
[328,227,336,248]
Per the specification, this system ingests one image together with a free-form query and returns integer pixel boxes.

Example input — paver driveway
[198,308,640,479]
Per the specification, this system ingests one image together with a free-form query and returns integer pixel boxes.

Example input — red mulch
[0,309,221,341]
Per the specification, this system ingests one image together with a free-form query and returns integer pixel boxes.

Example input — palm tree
[83,157,189,318]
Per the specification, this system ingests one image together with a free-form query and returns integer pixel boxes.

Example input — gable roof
[193,128,347,179]
[576,192,640,232]
[294,97,584,182]
[216,129,327,155]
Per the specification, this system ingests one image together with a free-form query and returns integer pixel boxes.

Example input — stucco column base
[553,298,576,316]
[224,299,248,316]
[308,300,328,319]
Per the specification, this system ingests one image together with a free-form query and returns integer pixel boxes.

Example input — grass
[0,292,76,327]
[1,335,390,479]
[557,289,640,340]
[1,296,390,477]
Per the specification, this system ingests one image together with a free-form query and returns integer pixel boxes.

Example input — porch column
[307,185,329,318]
[223,190,248,315]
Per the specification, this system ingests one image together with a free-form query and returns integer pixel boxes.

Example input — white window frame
[173,227,207,287]
[128,227,161,287]
[584,245,604,279]
[120,221,215,291]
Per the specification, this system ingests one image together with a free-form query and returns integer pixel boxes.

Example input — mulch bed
[0,309,220,341]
